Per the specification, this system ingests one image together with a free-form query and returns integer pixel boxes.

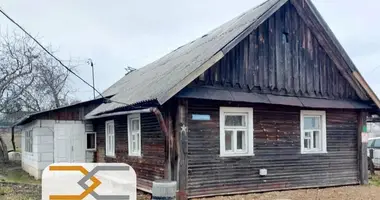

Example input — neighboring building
[84,0,380,198]
[13,98,104,179]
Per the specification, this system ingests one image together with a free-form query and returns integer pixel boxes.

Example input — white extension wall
[21,120,54,179]
[21,120,87,179]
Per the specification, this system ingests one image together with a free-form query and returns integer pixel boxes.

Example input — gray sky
[1,0,379,101]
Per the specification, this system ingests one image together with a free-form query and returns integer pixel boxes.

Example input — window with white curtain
[220,107,254,157]
[300,110,327,154]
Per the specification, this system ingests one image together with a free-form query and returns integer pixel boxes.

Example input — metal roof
[87,0,380,117]
[87,0,286,116]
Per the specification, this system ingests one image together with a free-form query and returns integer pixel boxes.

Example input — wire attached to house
[0,8,128,106]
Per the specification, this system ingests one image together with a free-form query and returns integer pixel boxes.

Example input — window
[86,132,96,151]
[105,120,115,157]
[220,107,254,157]
[368,139,375,148]
[25,130,33,153]
[128,114,141,156]
[373,139,380,149]
[300,110,327,154]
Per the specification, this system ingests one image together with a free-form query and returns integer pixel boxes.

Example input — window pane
[304,116,320,129]
[132,119,139,131]
[313,131,320,149]
[225,130,233,151]
[225,115,245,126]
[373,139,380,148]
[305,131,311,138]
[237,131,246,150]
[132,140,136,151]
[136,133,140,152]
[368,140,375,148]
[304,138,311,149]
[87,134,95,149]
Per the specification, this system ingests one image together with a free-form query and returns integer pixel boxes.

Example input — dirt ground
[195,185,380,200]
[2,161,380,200]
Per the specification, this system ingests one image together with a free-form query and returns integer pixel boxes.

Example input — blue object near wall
[191,114,211,121]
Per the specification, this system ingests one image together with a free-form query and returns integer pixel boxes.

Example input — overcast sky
[1,0,379,101]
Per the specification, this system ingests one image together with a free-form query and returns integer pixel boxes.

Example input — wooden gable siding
[93,113,166,192]
[186,99,359,197]
[34,103,100,121]
[194,2,358,100]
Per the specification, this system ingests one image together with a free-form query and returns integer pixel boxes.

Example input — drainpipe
[149,107,171,180]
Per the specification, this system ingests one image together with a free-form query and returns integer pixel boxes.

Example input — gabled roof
[88,0,380,117]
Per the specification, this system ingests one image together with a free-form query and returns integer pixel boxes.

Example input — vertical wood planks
[190,1,360,101]
[268,16,276,90]
[248,33,255,89]
[313,37,320,96]
[292,6,300,94]
[253,30,260,87]
[243,37,250,89]
[299,16,306,95]
[284,3,292,92]
[258,21,266,89]
[275,10,284,90]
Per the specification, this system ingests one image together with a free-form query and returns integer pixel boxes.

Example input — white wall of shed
[21,120,88,179]
[21,120,54,179]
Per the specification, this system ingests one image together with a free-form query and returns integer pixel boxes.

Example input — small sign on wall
[362,132,369,143]
[191,114,211,121]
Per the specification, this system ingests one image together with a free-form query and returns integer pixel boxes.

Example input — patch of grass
[3,169,40,184]
[369,172,380,186]
[0,186,13,195]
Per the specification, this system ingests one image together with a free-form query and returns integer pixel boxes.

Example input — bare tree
[0,31,77,114]
[0,31,39,113]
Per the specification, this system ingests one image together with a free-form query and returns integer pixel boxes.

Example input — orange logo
[49,166,101,200]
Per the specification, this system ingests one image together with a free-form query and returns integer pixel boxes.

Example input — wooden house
[85,0,380,198]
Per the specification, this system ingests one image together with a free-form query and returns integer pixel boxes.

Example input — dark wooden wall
[186,99,359,197]
[93,113,166,192]
[194,2,358,100]
[28,100,103,122]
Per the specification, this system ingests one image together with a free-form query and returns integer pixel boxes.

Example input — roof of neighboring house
[13,98,105,126]
[87,0,380,117]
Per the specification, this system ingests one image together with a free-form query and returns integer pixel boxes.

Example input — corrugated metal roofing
[87,0,380,117]
[87,0,284,117]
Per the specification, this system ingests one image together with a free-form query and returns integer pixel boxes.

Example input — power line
[0,8,128,107]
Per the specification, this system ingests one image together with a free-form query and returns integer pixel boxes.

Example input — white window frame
[86,132,97,151]
[220,107,254,157]
[105,120,115,157]
[300,110,327,154]
[128,114,141,156]
[25,130,33,153]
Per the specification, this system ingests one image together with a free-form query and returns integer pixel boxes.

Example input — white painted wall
[21,120,89,179]
[21,120,54,179]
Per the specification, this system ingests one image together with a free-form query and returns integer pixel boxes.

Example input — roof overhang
[177,87,371,109]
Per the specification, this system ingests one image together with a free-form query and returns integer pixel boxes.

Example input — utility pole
[87,59,96,99]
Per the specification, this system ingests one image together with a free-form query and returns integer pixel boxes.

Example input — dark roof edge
[12,97,106,127]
